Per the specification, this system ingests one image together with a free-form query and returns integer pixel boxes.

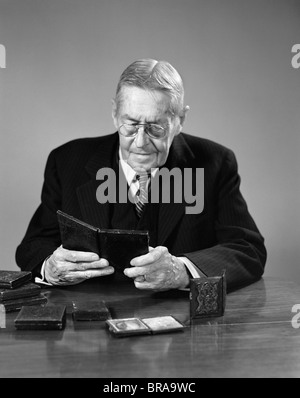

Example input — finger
[130,247,164,266]
[124,260,164,278]
[88,258,109,268]
[58,248,100,263]
[134,278,169,292]
[68,267,115,281]
[123,265,149,279]
[66,258,110,271]
[134,280,154,290]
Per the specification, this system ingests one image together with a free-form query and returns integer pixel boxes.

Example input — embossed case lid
[190,271,226,319]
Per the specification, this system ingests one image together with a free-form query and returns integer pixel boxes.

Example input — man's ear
[180,105,190,125]
[177,105,190,133]
[111,98,118,130]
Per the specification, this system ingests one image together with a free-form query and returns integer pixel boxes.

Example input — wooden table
[1,275,300,378]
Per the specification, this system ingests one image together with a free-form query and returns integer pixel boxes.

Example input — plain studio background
[0,0,299,283]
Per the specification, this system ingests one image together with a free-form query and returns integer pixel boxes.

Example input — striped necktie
[135,173,151,218]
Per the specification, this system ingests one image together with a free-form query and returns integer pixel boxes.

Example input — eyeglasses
[119,123,167,139]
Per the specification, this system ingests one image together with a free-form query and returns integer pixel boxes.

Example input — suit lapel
[77,133,119,229]
[157,134,196,245]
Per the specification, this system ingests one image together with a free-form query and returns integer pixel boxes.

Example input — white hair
[115,58,185,116]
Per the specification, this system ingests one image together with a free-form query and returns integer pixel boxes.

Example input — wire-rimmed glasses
[119,123,167,139]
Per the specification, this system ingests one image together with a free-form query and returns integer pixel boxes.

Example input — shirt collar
[119,148,136,186]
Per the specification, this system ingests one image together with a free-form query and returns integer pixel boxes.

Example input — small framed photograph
[141,315,186,334]
[106,317,151,337]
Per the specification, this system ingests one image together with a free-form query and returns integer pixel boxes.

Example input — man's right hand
[44,246,114,286]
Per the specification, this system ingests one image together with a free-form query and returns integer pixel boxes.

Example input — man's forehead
[118,86,171,116]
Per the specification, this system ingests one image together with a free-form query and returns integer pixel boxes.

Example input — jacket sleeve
[15,150,62,276]
[184,149,267,291]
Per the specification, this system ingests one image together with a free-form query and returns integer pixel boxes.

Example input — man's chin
[127,156,157,172]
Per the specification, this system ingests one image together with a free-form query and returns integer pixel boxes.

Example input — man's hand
[124,246,190,291]
[44,246,114,286]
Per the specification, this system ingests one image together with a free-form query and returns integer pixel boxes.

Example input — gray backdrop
[0,0,299,282]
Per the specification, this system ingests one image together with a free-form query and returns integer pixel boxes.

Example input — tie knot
[136,173,151,186]
[136,172,151,180]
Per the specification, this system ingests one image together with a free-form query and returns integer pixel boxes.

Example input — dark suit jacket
[15,132,267,291]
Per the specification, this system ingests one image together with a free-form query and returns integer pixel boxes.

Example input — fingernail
[91,254,99,260]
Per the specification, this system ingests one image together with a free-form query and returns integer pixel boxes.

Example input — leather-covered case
[14,304,66,330]
[57,210,149,271]
[0,271,32,289]
[3,294,48,313]
[0,282,41,302]
[57,210,99,254]
[190,271,226,319]
[98,229,149,270]
[72,300,111,321]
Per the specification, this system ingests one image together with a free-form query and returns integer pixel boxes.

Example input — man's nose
[135,126,150,147]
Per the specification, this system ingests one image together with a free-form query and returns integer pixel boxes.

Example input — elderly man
[16,58,267,291]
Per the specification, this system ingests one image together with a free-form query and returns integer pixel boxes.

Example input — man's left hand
[124,246,190,291]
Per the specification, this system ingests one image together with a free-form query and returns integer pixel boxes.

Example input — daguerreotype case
[0,282,41,302]
[190,271,226,319]
[106,315,186,337]
[0,271,32,289]
[3,294,48,313]
[0,280,47,312]
[14,304,66,330]
[57,210,149,271]
[72,300,111,321]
